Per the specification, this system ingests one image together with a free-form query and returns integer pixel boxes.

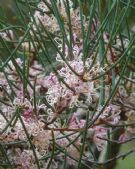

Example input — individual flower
[0,30,14,41]
[91,126,108,151]
[69,112,86,129]
[95,104,121,125]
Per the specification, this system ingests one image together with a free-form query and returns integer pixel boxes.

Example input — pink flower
[95,104,121,125]
[41,74,58,89]
[92,126,108,151]
[23,107,33,121]
[12,148,37,169]
[69,112,86,129]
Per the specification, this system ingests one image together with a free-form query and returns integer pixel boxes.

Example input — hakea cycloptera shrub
[0,0,135,169]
